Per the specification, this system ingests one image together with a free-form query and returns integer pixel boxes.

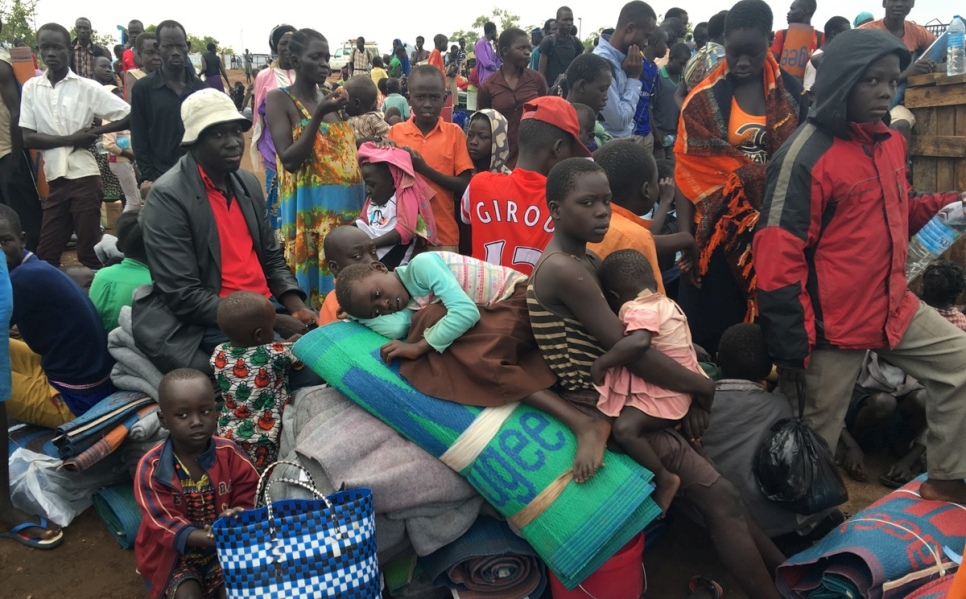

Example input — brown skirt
[400,283,557,407]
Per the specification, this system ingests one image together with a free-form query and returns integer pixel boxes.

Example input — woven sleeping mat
[293,321,661,589]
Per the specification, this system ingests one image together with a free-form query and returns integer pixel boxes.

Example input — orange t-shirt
[317,289,341,326]
[728,99,768,164]
[388,118,474,246]
[859,19,936,54]
[428,49,445,76]
[588,204,666,296]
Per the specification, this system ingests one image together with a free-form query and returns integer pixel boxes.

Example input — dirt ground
[0,457,895,598]
[0,69,900,598]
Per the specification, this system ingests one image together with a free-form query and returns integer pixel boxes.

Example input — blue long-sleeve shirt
[0,258,11,402]
[594,35,643,138]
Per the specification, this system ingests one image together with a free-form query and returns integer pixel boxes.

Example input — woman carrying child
[355,143,439,269]
[335,251,611,483]
[267,28,365,309]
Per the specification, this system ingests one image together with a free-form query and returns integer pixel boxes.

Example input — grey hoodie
[809,29,912,138]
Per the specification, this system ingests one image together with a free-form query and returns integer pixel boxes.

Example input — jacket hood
[809,29,911,137]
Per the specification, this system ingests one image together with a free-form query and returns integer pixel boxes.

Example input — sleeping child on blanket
[335,251,612,483]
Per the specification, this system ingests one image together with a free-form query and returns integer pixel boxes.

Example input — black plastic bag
[753,382,848,515]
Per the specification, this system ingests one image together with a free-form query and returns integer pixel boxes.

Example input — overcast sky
[31,0,951,56]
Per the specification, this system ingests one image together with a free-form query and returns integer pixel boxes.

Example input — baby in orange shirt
[318,226,381,326]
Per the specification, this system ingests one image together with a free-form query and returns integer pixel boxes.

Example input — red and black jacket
[754,29,957,369]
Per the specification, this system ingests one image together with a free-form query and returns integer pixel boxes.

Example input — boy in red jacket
[755,28,966,504]
[134,368,258,599]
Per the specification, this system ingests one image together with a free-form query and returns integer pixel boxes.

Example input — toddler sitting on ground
[592,249,710,513]
[210,292,302,472]
[356,142,439,269]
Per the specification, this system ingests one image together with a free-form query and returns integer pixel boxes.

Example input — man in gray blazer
[136,89,314,373]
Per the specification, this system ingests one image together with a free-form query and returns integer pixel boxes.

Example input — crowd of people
[1,0,966,597]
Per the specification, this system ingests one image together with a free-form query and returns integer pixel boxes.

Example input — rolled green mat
[292,321,661,590]
[92,483,142,550]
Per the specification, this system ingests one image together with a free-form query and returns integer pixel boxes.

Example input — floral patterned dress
[276,88,365,308]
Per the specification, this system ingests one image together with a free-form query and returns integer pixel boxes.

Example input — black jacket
[134,152,303,372]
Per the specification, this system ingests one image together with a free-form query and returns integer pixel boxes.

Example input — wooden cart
[905,72,966,290]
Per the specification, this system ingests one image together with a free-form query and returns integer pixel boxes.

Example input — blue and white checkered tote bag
[212,461,381,599]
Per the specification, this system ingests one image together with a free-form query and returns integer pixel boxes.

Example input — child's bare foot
[573,418,610,483]
[652,470,681,515]
[920,478,966,503]
[839,445,868,482]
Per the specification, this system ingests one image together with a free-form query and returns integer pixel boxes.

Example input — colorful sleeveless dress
[276,88,364,308]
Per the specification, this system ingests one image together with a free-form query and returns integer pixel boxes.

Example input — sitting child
[345,75,390,144]
[839,350,926,488]
[701,323,841,542]
[591,248,709,513]
[2,204,114,429]
[89,210,153,332]
[382,78,410,121]
[210,292,302,472]
[318,226,380,326]
[336,251,611,483]
[135,368,257,599]
[356,142,439,269]
[465,109,512,175]
[572,103,599,152]
[921,259,966,332]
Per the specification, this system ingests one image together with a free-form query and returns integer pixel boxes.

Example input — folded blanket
[128,409,161,442]
[777,475,965,598]
[63,405,155,472]
[293,385,483,556]
[905,575,956,599]
[92,483,142,549]
[293,322,661,590]
[108,307,162,400]
[53,391,153,459]
[420,515,546,599]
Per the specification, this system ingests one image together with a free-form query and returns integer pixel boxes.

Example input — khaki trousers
[781,302,966,480]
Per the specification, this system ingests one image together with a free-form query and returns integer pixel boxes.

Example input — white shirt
[356,194,415,265]
[19,70,131,181]
[803,49,823,92]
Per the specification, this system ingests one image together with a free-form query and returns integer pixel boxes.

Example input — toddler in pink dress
[591,249,709,514]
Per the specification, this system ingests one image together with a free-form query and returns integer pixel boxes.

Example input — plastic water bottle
[906,201,966,281]
[947,16,965,76]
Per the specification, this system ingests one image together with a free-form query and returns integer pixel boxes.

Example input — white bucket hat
[180,88,252,145]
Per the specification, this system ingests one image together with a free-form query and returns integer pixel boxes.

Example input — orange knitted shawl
[674,53,801,320]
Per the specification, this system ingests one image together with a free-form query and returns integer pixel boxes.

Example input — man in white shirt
[19,22,130,269]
